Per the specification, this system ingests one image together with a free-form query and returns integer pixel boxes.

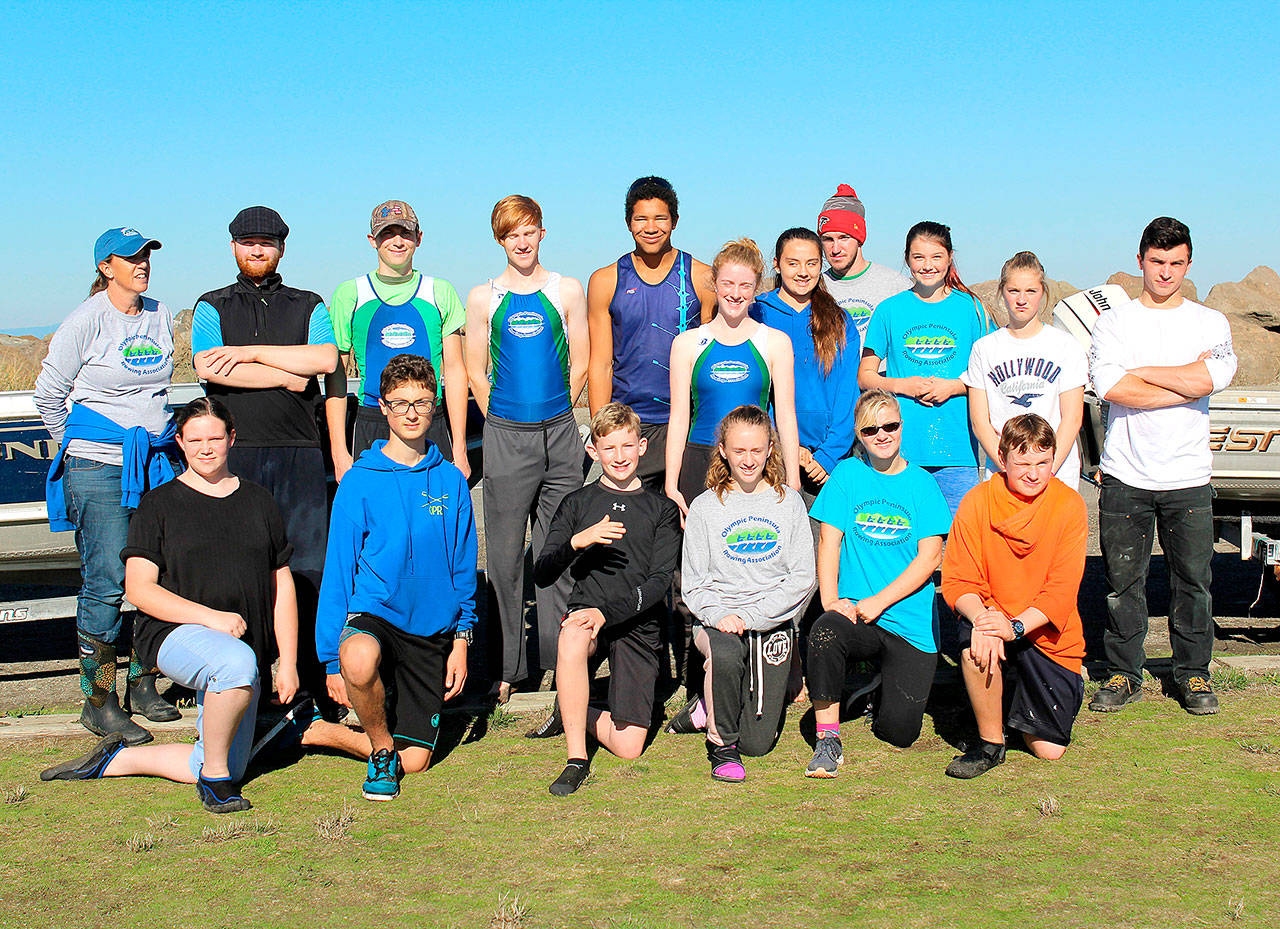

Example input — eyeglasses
[382,398,434,416]
[859,421,901,438]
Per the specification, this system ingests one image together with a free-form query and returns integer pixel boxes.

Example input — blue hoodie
[750,289,861,474]
[316,439,477,674]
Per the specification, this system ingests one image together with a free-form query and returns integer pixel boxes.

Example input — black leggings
[806,611,937,748]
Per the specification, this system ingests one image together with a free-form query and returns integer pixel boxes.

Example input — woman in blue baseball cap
[34,227,180,745]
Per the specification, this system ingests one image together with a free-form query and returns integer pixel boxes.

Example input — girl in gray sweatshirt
[681,405,815,781]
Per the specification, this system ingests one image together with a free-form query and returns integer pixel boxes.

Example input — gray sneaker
[804,735,844,778]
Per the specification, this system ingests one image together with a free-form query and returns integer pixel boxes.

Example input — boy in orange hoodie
[940,413,1087,778]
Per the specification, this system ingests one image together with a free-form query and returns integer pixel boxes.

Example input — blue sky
[4,1,1277,328]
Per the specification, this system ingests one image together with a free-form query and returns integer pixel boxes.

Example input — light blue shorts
[156,624,260,780]
[925,465,982,519]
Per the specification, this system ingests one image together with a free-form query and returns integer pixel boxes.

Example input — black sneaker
[666,695,704,734]
[1088,674,1143,713]
[549,760,590,796]
[945,742,1006,779]
[40,733,126,781]
[1179,676,1220,715]
[196,772,252,814]
[525,701,563,739]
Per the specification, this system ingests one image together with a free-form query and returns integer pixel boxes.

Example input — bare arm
[194,349,311,391]
[968,387,1001,468]
[561,275,590,405]
[664,333,695,515]
[769,331,802,489]
[858,349,925,399]
[208,343,337,377]
[1103,374,1194,410]
[464,284,492,415]
[272,566,300,703]
[123,557,246,637]
[692,259,716,324]
[1054,386,1085,474]
[817,523,856,620]
[856,536,944,623]
[441,333,471,479]
[586,264,617,414]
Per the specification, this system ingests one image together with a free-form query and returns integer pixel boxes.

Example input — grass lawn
[1,674,1278,929]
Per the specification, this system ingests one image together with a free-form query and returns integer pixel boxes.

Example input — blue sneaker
[362,748,401,801]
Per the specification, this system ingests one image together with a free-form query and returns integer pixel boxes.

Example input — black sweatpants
[806,611,937,748]
[695,624,793,756]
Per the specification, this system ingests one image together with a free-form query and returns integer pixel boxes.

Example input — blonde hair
[854,388,901,435]
[706,405,786,502]
[88,270,109,296]
[491,195,543,240]
[998,250,1048,314]
[711,237,765,290]
[589,401,641,442]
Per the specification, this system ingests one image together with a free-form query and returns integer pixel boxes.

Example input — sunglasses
[859,421,902,438]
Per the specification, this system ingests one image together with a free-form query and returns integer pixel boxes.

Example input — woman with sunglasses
[801,389,951,777]
[35,228,179,745]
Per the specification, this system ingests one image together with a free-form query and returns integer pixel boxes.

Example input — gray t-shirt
[824,261,912,348]
[681,484,816,632]
[34,291,174,465]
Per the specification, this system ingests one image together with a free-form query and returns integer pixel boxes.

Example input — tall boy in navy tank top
[465,196,589,701]
[587,177,715,493]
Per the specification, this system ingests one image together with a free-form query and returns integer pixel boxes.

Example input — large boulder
[1206,267,1280,386]
[1106,271,1198,302]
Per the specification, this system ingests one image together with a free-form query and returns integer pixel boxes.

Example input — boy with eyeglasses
[314,354,477,801]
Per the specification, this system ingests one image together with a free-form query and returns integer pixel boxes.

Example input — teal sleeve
[914,469,954,538]
[191,301,222,356]
[308,303,337,346]
[863,302,889,359]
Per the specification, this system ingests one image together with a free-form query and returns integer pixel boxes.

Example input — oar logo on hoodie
[422,492,449,516]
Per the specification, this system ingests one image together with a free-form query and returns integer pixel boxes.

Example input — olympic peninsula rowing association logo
[901,323,958,366]
[852,499,912,546]
[508,310,545,338]
[723,516,781,563]
[709,360,750,384]
[848,303,874,341]
[380,323,416,349]
[118,335,167,374]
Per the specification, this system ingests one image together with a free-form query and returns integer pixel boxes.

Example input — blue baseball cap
[93,227,162,266]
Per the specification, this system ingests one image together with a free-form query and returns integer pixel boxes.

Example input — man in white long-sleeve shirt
[1087,217,1237,716]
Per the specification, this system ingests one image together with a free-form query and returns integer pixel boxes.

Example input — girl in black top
[41,398,298,814]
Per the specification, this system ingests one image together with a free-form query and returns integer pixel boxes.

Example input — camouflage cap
[370,200,420,237]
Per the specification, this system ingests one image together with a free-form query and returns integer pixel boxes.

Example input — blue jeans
[156,625,260,780]
[925,465,981,519]
[62,456,132,644]
[1099,475,1214,686]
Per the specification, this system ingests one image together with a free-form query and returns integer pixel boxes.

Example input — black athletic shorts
[601,606,663,728]
[353,402,452,461]
[636,421,667,494]
[341,612,450,752]
[958,619,1084,746]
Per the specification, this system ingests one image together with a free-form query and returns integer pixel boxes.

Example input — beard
[236,252,281,280]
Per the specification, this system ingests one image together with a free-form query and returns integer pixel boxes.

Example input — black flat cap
[229,206,289,241]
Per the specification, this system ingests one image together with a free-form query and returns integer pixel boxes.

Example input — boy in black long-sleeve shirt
[534,402,681,796]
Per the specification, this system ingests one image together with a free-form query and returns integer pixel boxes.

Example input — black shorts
[636,421,667,494]
[958,619,1084,746]
[353,402,452,461]
[341,613,449,752]
[600,607,662,728]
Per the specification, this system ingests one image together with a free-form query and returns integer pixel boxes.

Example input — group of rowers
[32,177,1234,807]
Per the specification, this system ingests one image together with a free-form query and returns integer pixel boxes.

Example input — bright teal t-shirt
[809,457,952,653]
[863,288,991,467]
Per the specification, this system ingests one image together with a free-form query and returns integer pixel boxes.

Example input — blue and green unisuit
[485,273,571,423]
[687,326,772,445]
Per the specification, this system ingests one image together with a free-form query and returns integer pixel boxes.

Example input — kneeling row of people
[41,363,1085,808]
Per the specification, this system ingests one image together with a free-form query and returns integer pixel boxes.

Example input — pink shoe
[707,741,745,782]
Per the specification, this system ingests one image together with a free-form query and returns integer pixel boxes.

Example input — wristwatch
[454,627,474,646]
[1010,620,1025,640]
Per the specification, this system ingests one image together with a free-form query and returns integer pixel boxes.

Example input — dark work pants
[482,410,583,683]
[695,625,793,756]
[806,611,937,748]
[1098,474,1214,686]
[228,445,329,703]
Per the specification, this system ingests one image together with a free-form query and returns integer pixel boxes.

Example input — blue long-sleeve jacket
[45,404,176,531]
[315,440,478,674]
[751,289,860,474]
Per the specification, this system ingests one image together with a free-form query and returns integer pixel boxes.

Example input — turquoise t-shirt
[863,288,991,467]
[809,457,952,653]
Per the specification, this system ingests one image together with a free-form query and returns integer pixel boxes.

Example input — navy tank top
[609,251,701,422]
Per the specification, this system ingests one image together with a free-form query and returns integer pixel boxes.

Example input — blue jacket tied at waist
[45,405,177,531]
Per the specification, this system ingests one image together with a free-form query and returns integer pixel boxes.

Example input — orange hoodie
[941,475,1087,673]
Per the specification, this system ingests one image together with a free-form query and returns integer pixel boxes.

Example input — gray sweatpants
[483,410,584,683]
[694,624,794,756]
